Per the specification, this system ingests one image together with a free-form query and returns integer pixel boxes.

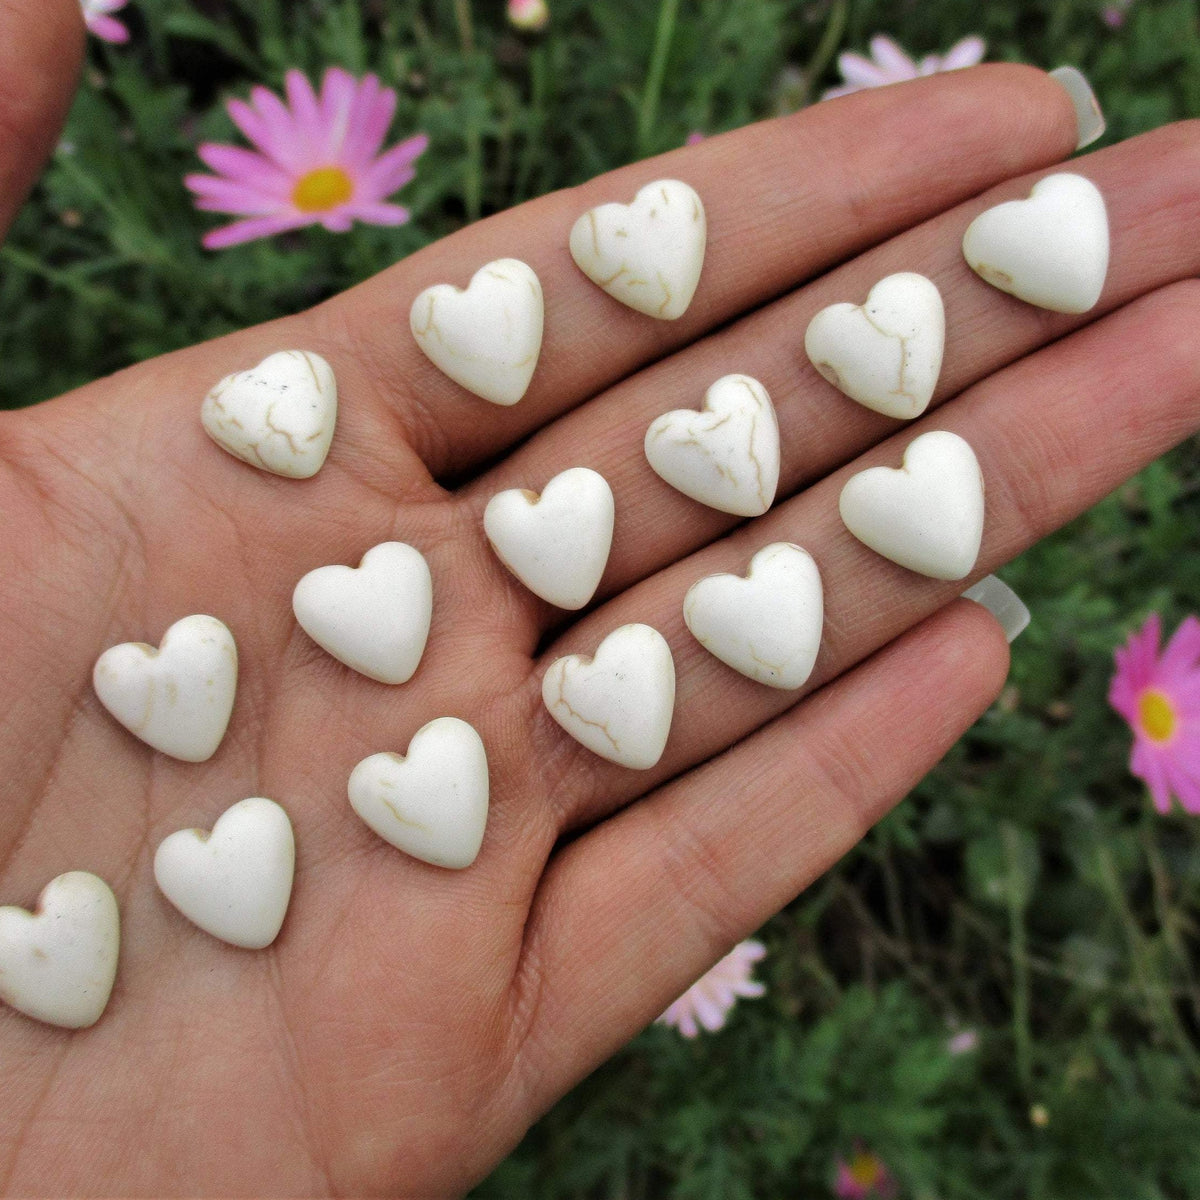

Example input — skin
[2,3,1199,1194]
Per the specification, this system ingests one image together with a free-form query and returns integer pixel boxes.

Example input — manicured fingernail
[962,575,1030,643]
[1049,67,1106,150]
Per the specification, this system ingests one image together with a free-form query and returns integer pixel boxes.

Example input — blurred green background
[3,1,1200,1196]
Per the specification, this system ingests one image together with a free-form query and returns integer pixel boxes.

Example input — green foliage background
[2,1,1199,1196]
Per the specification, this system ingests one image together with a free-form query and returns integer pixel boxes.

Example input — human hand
[1,8,1198,1193]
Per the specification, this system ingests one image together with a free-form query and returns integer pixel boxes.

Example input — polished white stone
[154,797,295,950]
[293,542,432,685]
[684,543,824,689]
[805,272,945,420]
[201,350,337,479]
[93,614,237,762]
[569,179,706,320]
[0,872,119,1029]
[962,173,1109,314]
[644,374,780,516]
[410,258,544,406]
[348,717,489,870]
[962,575,1030,643]
[542,623,675,769]
[839,430,985,581]
[484,467,614,610]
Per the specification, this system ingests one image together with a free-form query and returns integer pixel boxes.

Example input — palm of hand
[1,38,1199,1198]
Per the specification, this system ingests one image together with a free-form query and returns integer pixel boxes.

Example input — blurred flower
[822,34,986,100]
[1030,1103,1050,1128]
[1109,613,1200,814]
[947,1027,979,1055]
[656,940,766,1037]
[1103,0,1133,27]
[186,68,428,250]
[81,0,130,43]
[507,0,549,32]
[834,1149,897,1199]
[685,131,706,145]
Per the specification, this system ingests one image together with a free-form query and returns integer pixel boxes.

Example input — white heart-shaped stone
[201,350,337,479]
[292,542,432,685]
[644,374,780,516]
[484,468,614,610]
[569,179,706,320]
[962,173,1109,313]
[839,430,985,581]
[542,623,675,769]
[410,258,544,406]
[154,798,295,950]
[93,614,237,762]
[348,717,489,870]
[804,272,945,420]
[684,543,824,689]
[0,872,119,1029]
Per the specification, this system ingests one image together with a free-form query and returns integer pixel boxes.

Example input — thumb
[0,0,85,240]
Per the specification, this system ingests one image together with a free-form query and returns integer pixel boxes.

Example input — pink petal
[201,212,313,250]
[247,85,309,172]
[88,14,129,42]
[836,52,891,88]
[359,134,428,196]
[1157,615,1200,680]
[196,143,292,194]
[1131,740,1174,813]
[732,979,767,999]
[285,70,322,138]
[341,82,399,172]
[318,210,355,233]
[868,35,919,79]
[693,993,731,1033]
[341,201,412,226]
[317,67,360,160]
[1132,614,1163,678]
[940,36,987,70]
[185,174,286,215]
[1164,761,1200,814]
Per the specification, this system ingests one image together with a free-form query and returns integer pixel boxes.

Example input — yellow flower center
[848,1153,883,1187]
[1138,689,1177,743]
[292,166,354,213]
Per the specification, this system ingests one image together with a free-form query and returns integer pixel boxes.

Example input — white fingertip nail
[962,575,1030,643]
[1049,67,1106,150]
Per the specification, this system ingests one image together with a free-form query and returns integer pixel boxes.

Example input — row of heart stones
[0,172,1108,1031]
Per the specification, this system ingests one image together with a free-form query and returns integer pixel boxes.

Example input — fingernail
[962,575,1030,643]
[1049,66,1106,150]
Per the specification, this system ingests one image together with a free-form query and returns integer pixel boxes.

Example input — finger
[514,280,1200,837]
[315,66,1078,478]
[511,600,1010,1106]
[0,0,84,239]
[464,121,1200,621]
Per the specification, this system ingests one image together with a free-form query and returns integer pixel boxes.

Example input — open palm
[2,8,1199,1194]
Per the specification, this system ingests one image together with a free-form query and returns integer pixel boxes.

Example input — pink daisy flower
[655,939,766,1037]
[81,0,130,43]
[822,34,986,100]
[834,1149,897,1199]
[1109,613,1200,814]
[185,68,428,250]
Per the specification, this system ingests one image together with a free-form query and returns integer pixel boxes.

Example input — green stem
[1002,823,1033,1091]
[1093,835,1200,1078]
[637,0,680,159]
[0,246,160,329]
[452,0,475,55]
[803,0,848,103]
